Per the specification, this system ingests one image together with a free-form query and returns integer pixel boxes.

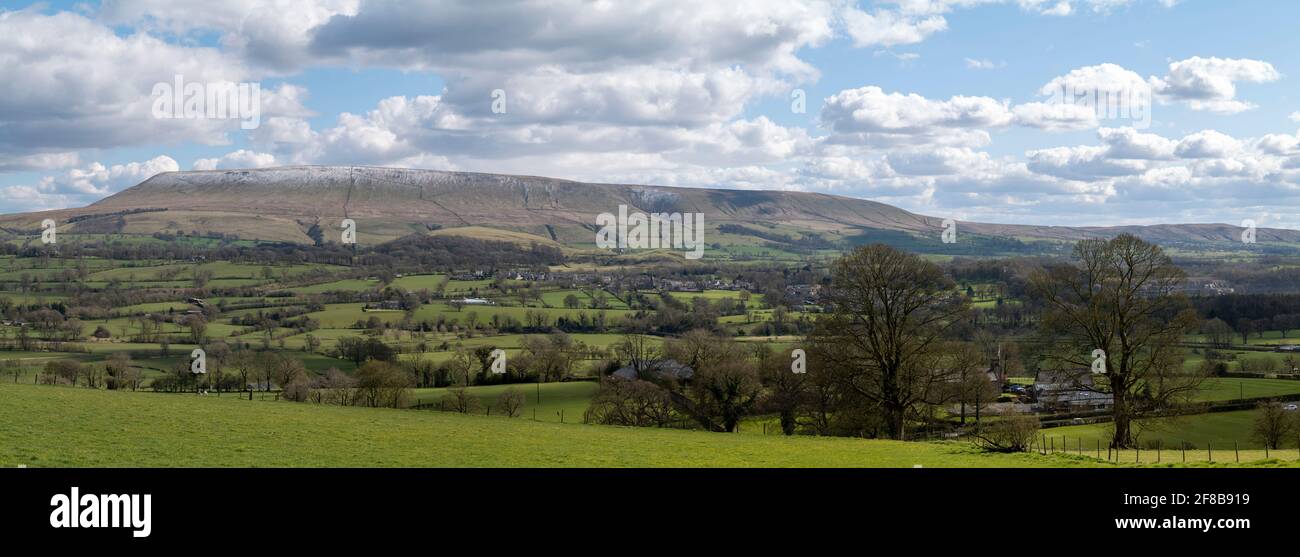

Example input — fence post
[1181,442,1186,463]
[1235,441,1239,463]
[1136,446,1140,464]
[1208,444,1212,463]
[1157,440,1161,463]
[1096,439,1100,460]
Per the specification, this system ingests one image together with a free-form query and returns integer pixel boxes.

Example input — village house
[1032,369,1114,412]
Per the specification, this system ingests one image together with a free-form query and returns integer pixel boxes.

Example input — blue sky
[3,0,1300,228]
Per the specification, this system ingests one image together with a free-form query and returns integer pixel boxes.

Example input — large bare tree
[809,244,971,440]
[1031,234,1201,448]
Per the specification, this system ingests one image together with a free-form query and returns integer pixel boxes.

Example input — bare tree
[1201,318,1234,349]
[757,346,807,436]
[809,244,971,440]
[943,342,996,426]
[494,387,526,417]
[1032,235,1201,448]
[441,387,482,413]
[614,327,660,377]
[585,377,676,427]
[355,360,411,408]
[183,314,207,344]
[1252,402,1295,450]
[972,409,1040,453]
[230,350,257,393]
[104,352,132,390]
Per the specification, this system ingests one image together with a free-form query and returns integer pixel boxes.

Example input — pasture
[0,383,1163,467]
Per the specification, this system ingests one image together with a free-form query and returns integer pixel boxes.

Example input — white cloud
[964,58,1005,70]
[841,7,948,47]
[1026,145,1148,180]
[193,150,277,171]
[99,0,361,71]
[3,156,178,212]
[0,9,255,156]
[1013,102,1099,131]
[819,86,1012,146]
[1097,127,1177,160]
[1150,56,1280,113]
[1257,133,1300,156]
[1174,130,1242,159]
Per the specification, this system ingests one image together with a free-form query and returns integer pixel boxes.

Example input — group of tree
[588,234,1200,451]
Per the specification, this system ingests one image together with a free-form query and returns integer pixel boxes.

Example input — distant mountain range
[3,166,1297,256]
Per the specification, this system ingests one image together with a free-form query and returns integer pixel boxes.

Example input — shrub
[973,411,1040,453]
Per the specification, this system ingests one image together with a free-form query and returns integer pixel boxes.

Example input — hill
[2,165,1298,254]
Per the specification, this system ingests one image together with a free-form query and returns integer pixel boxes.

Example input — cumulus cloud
[17,0,1300,228]
[1026,145,1148,180]
[841,7,948,47]
[1174,130,1243,159]
[1013,126,1300,224]
[818,86,1012,147]
[1097,127,1177,160]
[99,0,361,71]
[193,150,277,171]
[0,9,255,156]
[1013,102,1099,131]
[2,156,178,212]
[1150,56,1280,113]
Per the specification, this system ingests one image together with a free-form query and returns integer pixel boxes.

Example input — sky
[2,0,1300,228]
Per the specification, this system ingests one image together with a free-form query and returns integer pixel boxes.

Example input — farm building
[1033,369,1114,412]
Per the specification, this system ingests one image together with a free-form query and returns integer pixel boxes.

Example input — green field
[410,381,599,422]
[0,382,1132,468]
[1047,408,1300,452]
[1197,378,1300,401]
[5,383,1298,467]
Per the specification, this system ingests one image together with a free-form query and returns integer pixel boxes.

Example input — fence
[1032,434,1300,464]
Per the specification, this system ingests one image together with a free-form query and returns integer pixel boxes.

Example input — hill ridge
[1,165,1296,249]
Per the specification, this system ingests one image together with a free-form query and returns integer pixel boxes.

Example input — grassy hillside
[6,166,1297,253]
[0,383,1122,468]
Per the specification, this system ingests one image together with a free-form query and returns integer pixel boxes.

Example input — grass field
[5,383,1299,467]
[0,382,1136,468]
[410,381,599,422]
[1197,377,1300,401]
[1046,408,1300,452]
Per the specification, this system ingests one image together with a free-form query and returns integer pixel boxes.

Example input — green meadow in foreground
[1,383,1296,468]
